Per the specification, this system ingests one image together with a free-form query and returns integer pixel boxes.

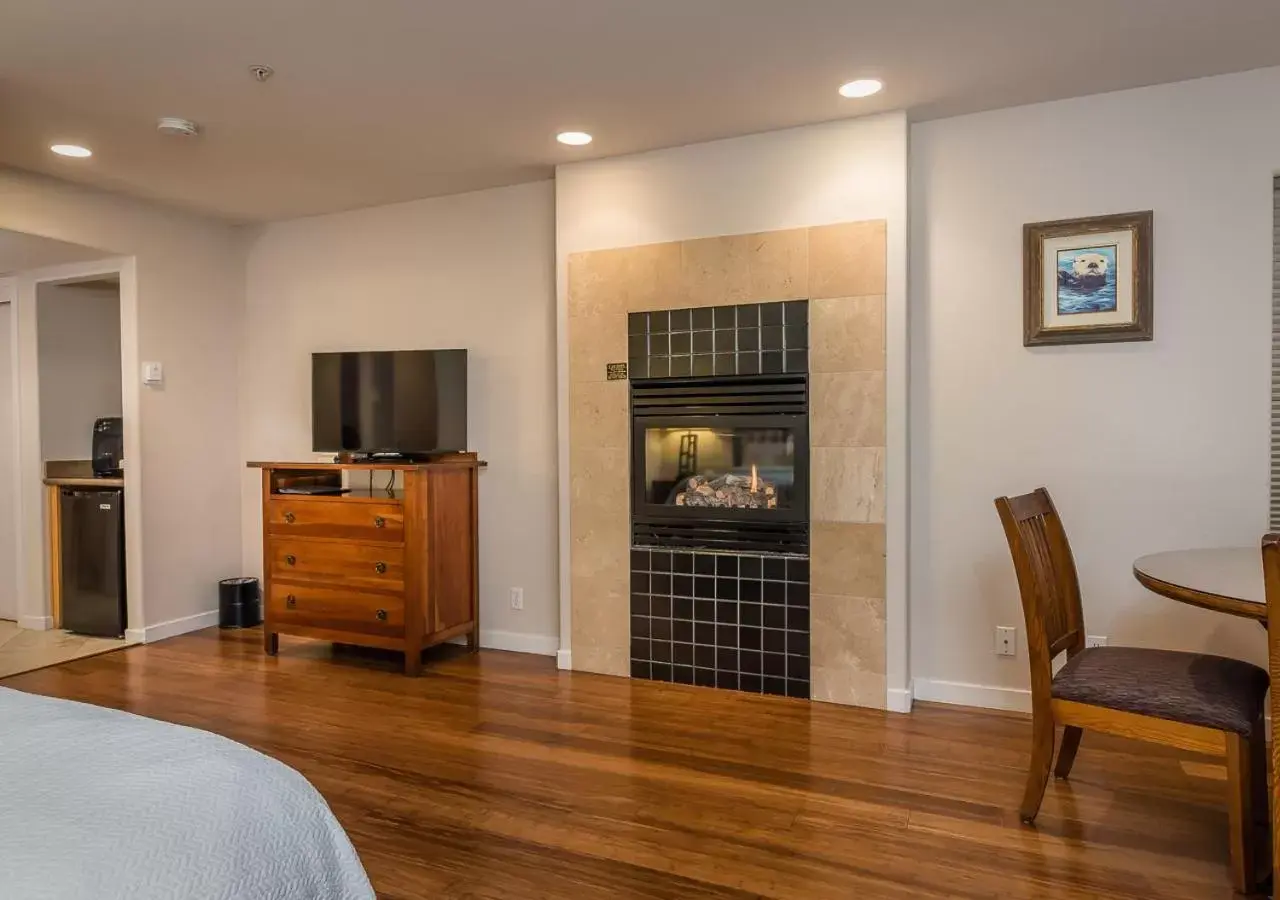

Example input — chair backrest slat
[995,488,1086,699]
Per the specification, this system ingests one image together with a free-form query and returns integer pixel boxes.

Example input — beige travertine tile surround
[568,222,887,709]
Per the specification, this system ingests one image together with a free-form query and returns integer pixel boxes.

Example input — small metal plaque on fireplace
[606,362,629,381]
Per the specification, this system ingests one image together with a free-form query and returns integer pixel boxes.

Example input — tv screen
[312,349,467,454]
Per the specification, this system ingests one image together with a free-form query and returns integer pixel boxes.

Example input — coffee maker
[92,417,124,478]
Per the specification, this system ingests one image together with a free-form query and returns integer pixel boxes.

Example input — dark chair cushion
[1051,646,1268,736]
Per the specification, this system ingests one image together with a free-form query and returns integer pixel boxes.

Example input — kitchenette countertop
[43,460,124,488]
[44,477,125,487]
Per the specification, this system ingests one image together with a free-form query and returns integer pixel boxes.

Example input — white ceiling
[3,0,1280,223]
[0,230,105,276]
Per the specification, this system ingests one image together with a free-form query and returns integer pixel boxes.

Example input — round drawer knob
[286,594,297,609]
[283,511,296,524]
[373,516,386,529]
[375,609,388,622]
[374,561,387,575]
[285,554,297,566]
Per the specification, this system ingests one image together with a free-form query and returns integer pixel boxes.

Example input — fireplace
[625,299,812,698]
[630,374,809,553]
[570,226,889,706]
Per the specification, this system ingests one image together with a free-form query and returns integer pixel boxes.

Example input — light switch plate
[142,361,164,385]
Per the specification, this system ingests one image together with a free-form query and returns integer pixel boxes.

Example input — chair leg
[1225,732,1259,894]
[1271,726,1280,900]
[1020,712,1056,824]
[1248,717,1271,888]
[1054,725,1083,779]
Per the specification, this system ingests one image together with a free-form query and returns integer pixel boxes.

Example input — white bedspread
[0,687,375,900]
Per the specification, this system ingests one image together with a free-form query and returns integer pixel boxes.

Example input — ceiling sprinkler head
[249,64,275,83]
[156,117,200,137]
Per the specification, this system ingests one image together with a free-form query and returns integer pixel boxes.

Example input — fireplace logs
[674,470,778,510]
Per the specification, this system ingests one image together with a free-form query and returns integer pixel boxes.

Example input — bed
[0,686,375,900]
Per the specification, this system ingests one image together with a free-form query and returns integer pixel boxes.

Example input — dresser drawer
[268,539,405,593]
[267,583,405,638]
[266,499,404,543]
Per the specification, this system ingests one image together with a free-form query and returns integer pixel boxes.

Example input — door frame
[0,278,18,621]
[12,257,143,637]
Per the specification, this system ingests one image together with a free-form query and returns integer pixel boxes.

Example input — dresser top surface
[248,457,485,471]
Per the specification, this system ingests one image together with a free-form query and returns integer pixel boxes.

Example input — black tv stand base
[334,452,450,464]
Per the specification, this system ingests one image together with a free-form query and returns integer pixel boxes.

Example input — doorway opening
[37,275,127,644]
[2,252,141,679]
[0,294,17,622]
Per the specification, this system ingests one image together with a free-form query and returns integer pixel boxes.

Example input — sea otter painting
[1056,244,1118,314]
[1024,211,1151,345]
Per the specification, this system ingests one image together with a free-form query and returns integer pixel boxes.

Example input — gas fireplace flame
[750,464,758,492]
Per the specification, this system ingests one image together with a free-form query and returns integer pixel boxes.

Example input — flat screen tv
[312,349,467,455]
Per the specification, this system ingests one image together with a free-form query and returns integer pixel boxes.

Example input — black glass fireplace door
[630,375,809,552]
[633,415,807,520]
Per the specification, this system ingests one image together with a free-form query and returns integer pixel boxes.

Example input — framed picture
[1023,211,1153,346]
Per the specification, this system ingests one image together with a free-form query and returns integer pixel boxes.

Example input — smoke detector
[157,117,200,137]
[249,65,275,83]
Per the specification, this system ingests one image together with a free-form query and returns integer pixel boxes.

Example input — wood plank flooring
[1,628,1254,899]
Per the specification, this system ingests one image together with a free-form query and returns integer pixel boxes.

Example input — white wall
[910,68,1280,709]
[555,113,911,706]
[0,167,244,636]
[240,180,559,652]
[36,284,122,461]
[0,293,16,620]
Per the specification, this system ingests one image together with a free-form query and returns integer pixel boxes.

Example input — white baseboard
[125,609,220,645]
[119,616,558,655]
[478,629,558,656]
[887,681,914,713]
[556,649,572,670]
[17,615,52,631]
[913,678,1032,713]
[446,629,559,656]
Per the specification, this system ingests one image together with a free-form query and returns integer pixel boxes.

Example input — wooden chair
[995,488,1269,894]
[1260,534,1280,896]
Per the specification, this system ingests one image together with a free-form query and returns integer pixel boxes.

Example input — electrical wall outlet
[1086,634,1108,648]
[995,626,1017,657]
[509,587,524,611]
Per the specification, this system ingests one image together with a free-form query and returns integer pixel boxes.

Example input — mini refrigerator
[60,487,126,638]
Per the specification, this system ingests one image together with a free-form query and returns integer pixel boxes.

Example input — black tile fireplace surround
[627,300,811,698]
[630,548,810,699]
[628,300,809,379]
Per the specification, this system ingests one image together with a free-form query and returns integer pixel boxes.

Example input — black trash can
[219,577,262,628]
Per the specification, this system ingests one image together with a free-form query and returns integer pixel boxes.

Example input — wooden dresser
[248,458,483,675]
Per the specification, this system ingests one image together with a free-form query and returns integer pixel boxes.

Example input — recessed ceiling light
[557,131,593,146]
[839,79,884,99]
[50,144,92,158]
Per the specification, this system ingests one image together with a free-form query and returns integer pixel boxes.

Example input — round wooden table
[1132,548,1266,623]
[1134,548,1272,894]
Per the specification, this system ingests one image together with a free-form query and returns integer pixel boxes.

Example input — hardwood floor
[1,628,1254,899]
